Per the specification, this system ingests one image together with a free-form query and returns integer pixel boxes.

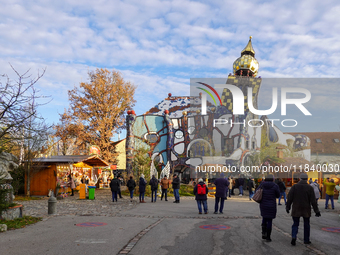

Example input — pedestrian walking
[160,175,169,201]
[238,176,244,196]
[247,177,255,200]
[194,178,209,214]
[149,175,159,202]
[228,177,233,198]
[172,173,180,203]
[310,180,320,205]
[323,178,337,209]
[277,178,287,205]
[231,177,235,195]
[213,174,229,214]
[225,176,229,200]
[126,176,136,202]
[336,184,340,218]
[139,174,147,203]
[336,184,340,204]
[110,176,120,202]
[286,173,321,245]
[117,175,123,198]
[259,174,280,242]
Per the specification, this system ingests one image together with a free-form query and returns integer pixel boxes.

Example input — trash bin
[88,186,96,200]
[79,184,86,199]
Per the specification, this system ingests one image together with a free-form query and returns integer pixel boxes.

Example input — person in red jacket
[194,178,209,214]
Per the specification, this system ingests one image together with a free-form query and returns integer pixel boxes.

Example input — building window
[144,133,159,143]
[315,139,322,143]
[175,130,184,139]
[334,139,340,143]
[246,141,249,149]
[252,141,255,149]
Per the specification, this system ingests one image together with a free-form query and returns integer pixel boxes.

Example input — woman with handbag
[258,174,280,242]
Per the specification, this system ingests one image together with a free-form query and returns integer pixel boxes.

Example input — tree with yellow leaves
[55,68,136,163]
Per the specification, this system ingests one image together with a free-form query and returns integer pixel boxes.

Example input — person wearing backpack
[126,176,136,202]
[194,178,209,214]
[149,175,159,202]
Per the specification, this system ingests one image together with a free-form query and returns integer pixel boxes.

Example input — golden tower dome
[232,36,259,77]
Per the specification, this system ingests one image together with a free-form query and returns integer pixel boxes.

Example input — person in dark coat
[286,173,320,245]
[247,177,255,200]
[213,174,229,214]
[238,176,244,196]
[139,174,147,203]
[259,174,280,242]
[194,178,209,214]
[126,176,136,202]
[277,178,287,205]
[117,175,123,198]
[149,175,159,202]
[109,176,120,202]
[172,173,180,203]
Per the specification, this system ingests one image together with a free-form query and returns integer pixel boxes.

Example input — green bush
[0,189,11,213]
[179,184,195,196]
[10,165,25,195]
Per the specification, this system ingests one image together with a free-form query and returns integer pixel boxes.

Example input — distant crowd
[107,173,339,246]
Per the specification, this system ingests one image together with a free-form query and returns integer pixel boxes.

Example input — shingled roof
[287,132,340,155]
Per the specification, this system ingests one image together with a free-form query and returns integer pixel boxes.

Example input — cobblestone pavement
[19,189,138,218]
[19,190,340,220]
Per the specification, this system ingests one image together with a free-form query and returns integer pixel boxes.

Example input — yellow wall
[115,139,126,170]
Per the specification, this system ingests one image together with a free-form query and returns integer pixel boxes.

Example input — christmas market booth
[28,155,109,196]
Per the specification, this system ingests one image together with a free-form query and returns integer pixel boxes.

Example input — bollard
[48,196,57,215]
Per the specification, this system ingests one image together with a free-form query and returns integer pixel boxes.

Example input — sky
[1,0,340,140]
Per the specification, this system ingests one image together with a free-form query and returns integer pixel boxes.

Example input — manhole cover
[76,222,108,227]
[322,227,340,233]
[199,224,231,230]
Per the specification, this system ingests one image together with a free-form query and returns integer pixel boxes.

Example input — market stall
[29,155,109,196]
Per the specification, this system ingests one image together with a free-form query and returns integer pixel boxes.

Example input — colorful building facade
[126,37,311,180]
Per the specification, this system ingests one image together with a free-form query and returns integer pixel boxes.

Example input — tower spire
[232,36,259,77]
[241,36,255,57]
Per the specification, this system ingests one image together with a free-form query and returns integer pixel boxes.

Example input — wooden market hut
[27,155,109,196]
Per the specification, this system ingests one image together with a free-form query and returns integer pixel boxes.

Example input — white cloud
[1,0,340,132]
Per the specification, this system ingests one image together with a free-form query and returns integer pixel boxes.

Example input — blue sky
[1,0,340,140]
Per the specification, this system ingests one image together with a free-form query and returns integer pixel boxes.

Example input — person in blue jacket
[259,174,280,242]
